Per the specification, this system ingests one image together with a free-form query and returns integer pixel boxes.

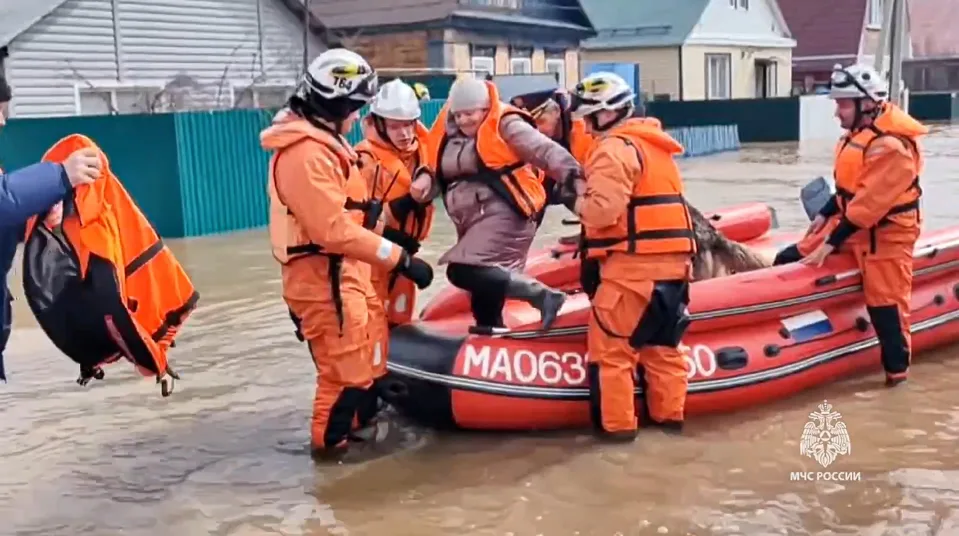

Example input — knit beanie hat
[448,78,490,112]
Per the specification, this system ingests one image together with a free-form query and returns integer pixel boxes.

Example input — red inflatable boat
[381,202,959,431]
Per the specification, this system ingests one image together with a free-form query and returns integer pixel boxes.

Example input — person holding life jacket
[0,79,102,381]
[260,49,434,459]
[560,72,696,442]
[22,134,199,395]
[772,63,927,387]
[354,78,435,418]
[409,77,582,330]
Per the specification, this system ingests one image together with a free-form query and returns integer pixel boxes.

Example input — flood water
[3,126,959,535]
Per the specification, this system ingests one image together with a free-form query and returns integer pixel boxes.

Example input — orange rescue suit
[23,134,199,396]
[428,81,547,219]
[577,118,695,438]
[262,112,404,452]
[355,121,435,380]
[798,103,927,383]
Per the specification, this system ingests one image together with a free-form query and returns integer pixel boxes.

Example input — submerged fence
[0,101,741,238]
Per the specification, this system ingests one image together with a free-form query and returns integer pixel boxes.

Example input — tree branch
[64,59,118,115]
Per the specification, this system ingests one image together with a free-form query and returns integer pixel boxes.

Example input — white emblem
[799,400,851,467]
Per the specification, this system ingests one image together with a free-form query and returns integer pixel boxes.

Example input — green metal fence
[0,114,185,237]
[0,100,739,238]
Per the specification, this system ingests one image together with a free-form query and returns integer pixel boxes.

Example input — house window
[510,46,532,75]
[471,44,496,79]
[233,84,293,109]
[730,0,747,8]
[546,58,566,87]
[510,57,531,74]
[471,56,495,79]
[868,0,883,27]
[706,54,731,100]
[75,85,164,116]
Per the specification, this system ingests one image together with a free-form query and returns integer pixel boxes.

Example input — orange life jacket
[354,121,435,244]
[581,118,696,259]
[266,120,374,337]
[429,81,546,219]
[23,134,199,396]
[268,123,373,265]
[833,103,924,235]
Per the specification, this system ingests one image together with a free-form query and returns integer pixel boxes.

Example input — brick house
[308,0,595,91]
[903,0,959,93]
[779,0,911,94]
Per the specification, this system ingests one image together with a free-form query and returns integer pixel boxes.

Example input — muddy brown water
[3,127,959,535]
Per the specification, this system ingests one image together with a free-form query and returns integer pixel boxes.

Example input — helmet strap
[851,99,881,131]
[372,114,401,151]
[588,106,631,133]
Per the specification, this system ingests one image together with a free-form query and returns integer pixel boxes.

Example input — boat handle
[814,237,959,287]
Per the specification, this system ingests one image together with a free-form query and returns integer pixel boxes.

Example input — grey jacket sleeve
[499,114,582,182]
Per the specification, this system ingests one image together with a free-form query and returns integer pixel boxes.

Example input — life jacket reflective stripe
[266,123,374,337]
[430,81,546,219]
[23,134,199,396]
[581,126,696,259]
[354,121,435,244]
[833,111,923,229]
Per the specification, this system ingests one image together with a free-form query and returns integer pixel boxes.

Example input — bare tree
[64,60,118,115]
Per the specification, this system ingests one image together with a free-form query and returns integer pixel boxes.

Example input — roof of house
[1,0,327,48]
[309,0,457,29]
[910,0,959,58]
[0,0,70,47]
[777,0,865,59]
[308,0,592,33]
[579,0,709,49]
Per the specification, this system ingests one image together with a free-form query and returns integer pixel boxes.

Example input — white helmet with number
[570,72,636,117]
[370,79,421,121]
[292,48,377,120]
[829,63,888,102]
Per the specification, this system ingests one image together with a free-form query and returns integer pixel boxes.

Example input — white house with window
[580,0,795,100]
[0,0,325,118]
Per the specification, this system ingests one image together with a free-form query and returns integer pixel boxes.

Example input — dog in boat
[688,204,771,281]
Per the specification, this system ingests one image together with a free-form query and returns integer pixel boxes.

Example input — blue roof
[579,0,710,49]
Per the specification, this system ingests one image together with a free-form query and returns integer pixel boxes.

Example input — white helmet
[829,63,888,102]
[292,48,377,120]
[370,79,421,121]
[570,72,635,118]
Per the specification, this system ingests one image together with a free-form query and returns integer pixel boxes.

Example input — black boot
[505,274,566,330]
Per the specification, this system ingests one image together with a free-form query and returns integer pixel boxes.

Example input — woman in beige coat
[412,78,582,330]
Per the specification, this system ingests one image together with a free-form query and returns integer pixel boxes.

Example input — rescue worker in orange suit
[354,79,435,420]
[559,72,696,441]
[772,63,928,387]
[261,49,434,459]
[510,89,594,217]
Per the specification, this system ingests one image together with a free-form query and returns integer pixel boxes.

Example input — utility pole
[874,0,908,110]
[302,0,311,73]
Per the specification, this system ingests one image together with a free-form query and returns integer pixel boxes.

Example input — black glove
[387,193,418,224]
[383,226,421,255]
[557,169,585,213]
[396,250,434,290]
